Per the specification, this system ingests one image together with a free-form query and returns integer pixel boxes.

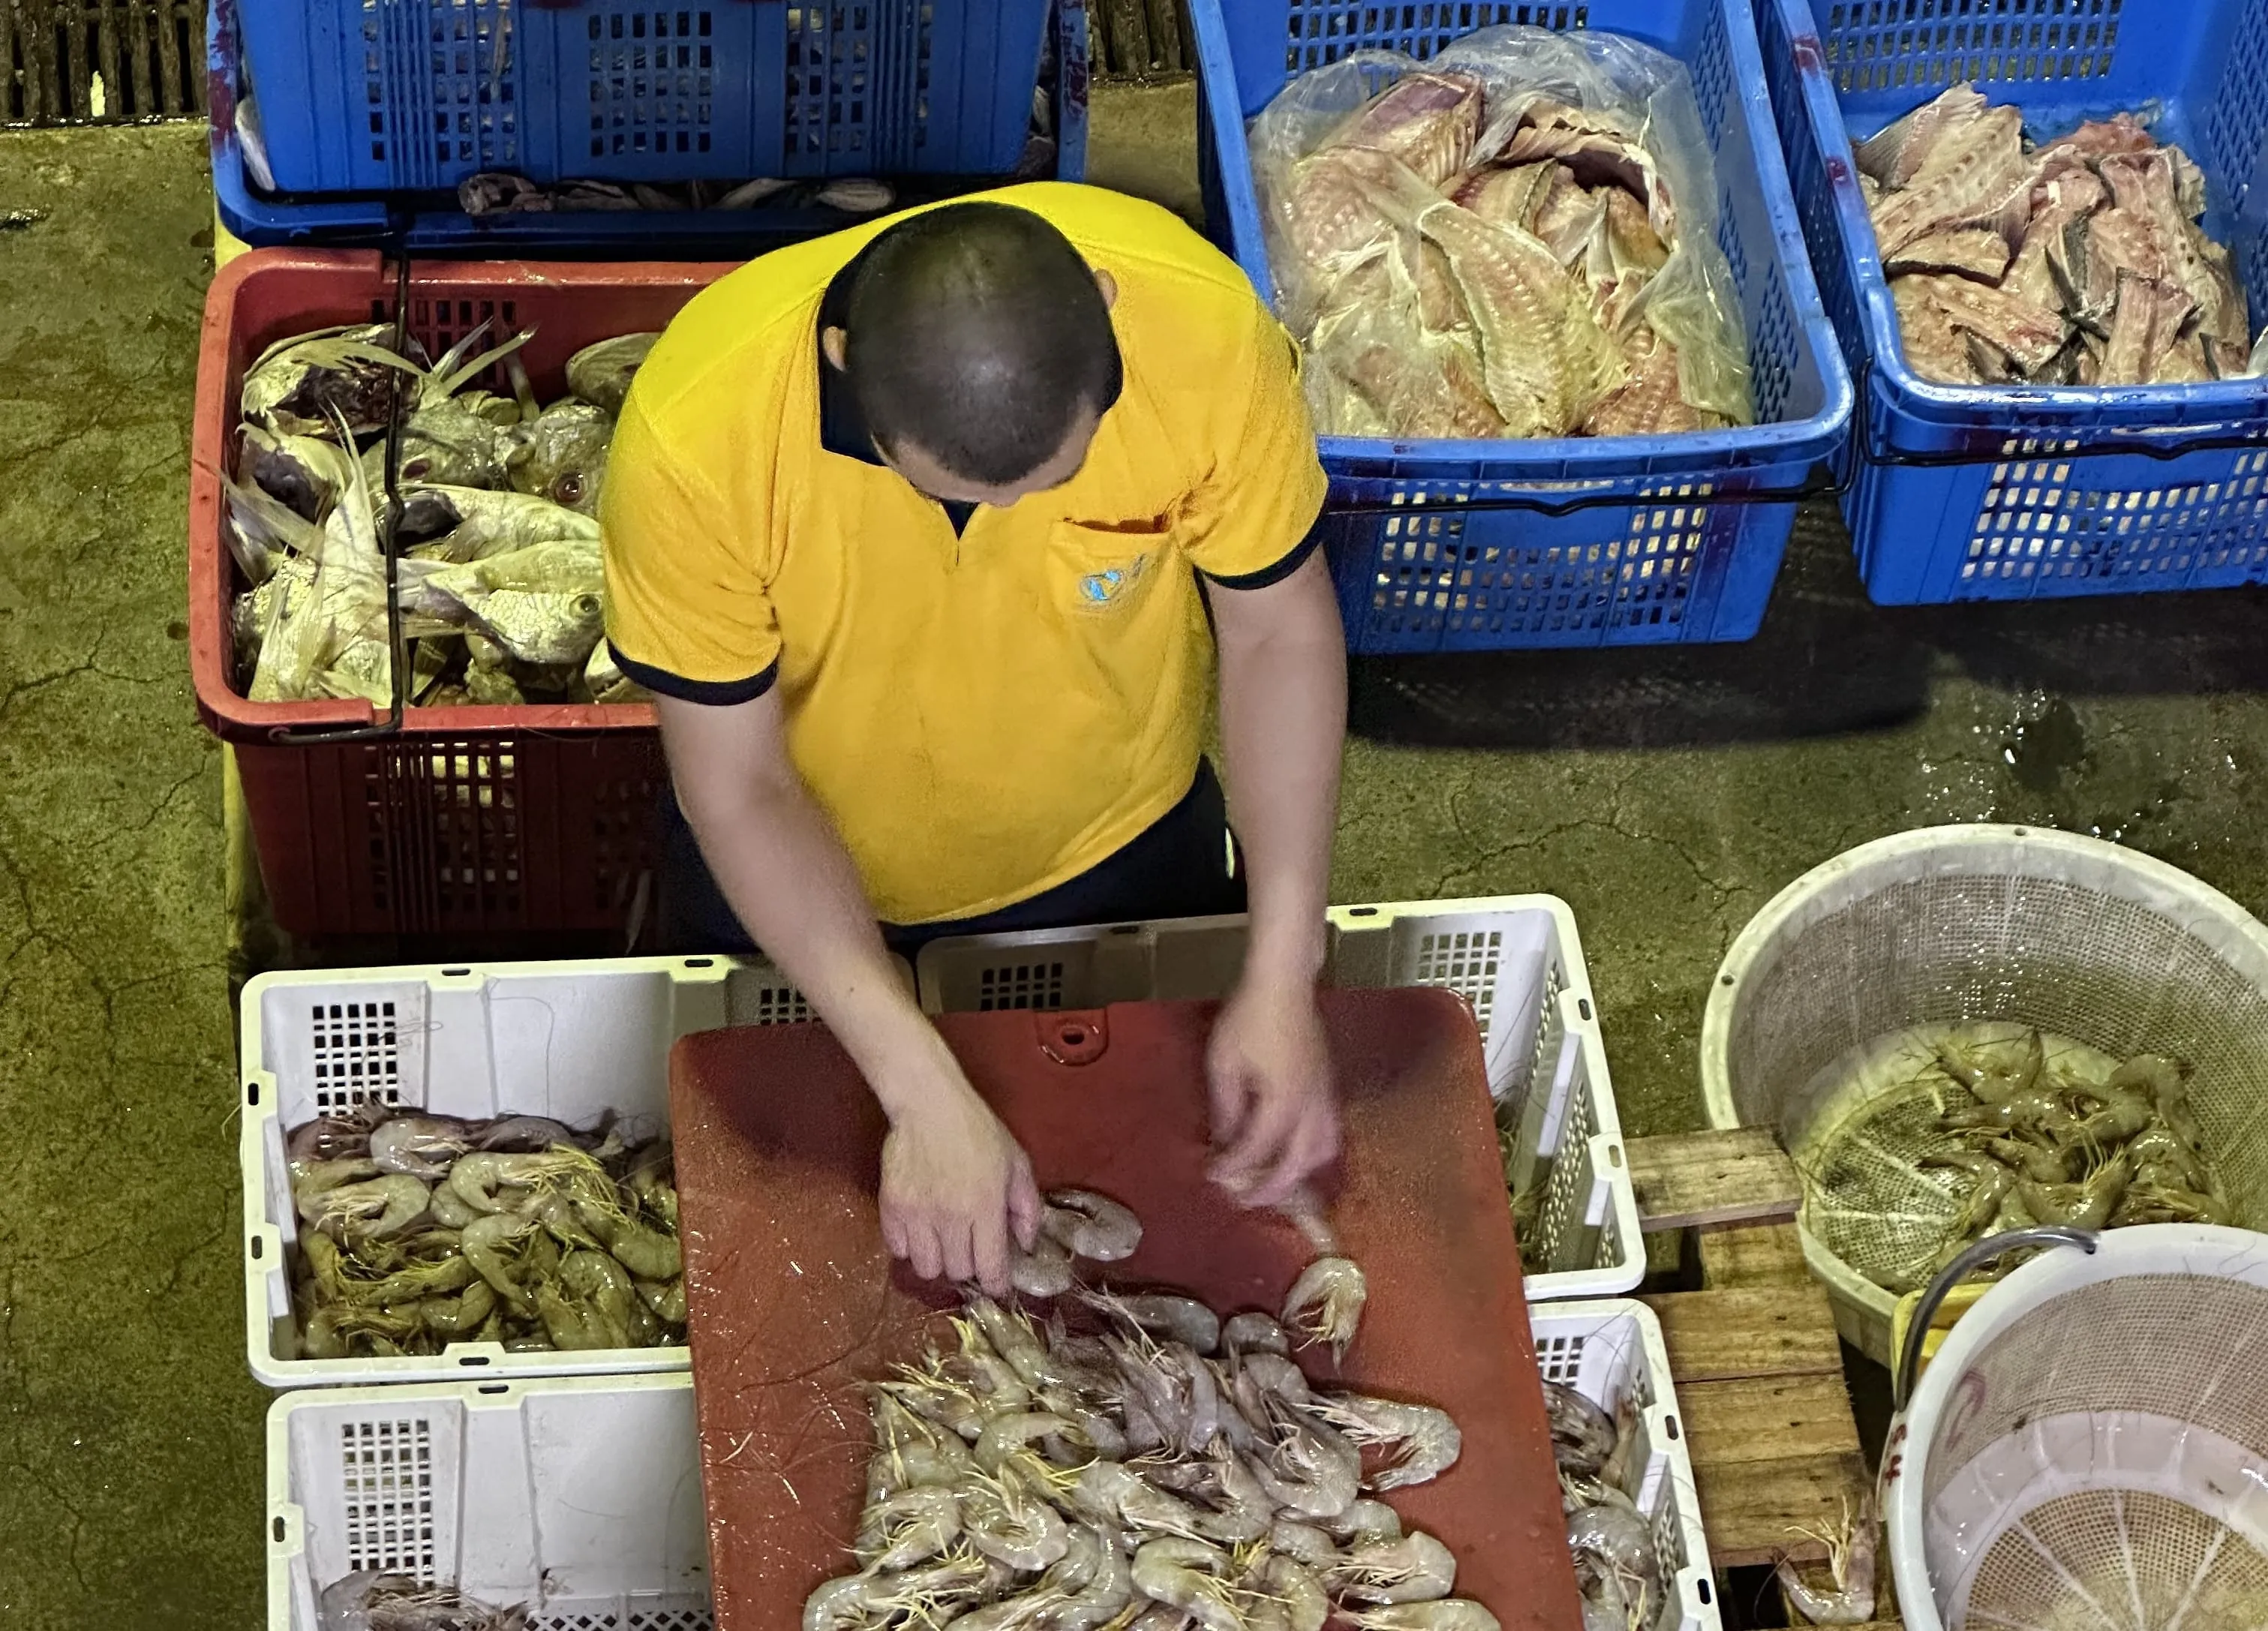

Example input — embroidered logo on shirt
[1077,553,1149,608]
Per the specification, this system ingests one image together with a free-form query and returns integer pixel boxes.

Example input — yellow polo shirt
[602,182,1327,925]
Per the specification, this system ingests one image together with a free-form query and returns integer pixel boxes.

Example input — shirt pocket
[1047,516,1176,617]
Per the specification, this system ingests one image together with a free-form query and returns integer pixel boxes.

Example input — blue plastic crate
[235,0,1053,195]
[1191,0,1852,652]
[211,0,1088,256]
[1759,0,2268,605]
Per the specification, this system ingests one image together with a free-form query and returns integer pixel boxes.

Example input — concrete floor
[10,85,2268,1626]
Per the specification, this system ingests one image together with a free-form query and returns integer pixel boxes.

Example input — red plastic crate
[190,251,727,938]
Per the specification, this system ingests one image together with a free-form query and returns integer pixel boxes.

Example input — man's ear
[822,325,850,371]
[1093,268,1119,310]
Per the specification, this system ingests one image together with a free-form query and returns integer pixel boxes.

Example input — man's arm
[1203,549,1348,1205]
[656,691,1041,1290]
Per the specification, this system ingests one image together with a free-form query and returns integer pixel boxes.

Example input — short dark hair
[842,202,1121,487]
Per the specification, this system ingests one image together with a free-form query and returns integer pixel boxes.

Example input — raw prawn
[971,1296,1077,1391]
[1776,1495,1878,1625]
[1934,1029,2045,1103]
[1011,1231,1078,1299]
[963,1467,1072,1569]
[290,1155,380,1204]
[474,1114,580,1152]
[447,1150,586,1214]
[460,1212,539,1314]
[569,1194,682,1279]
[1281,1258,1366,1362]
[1254,1554,1330,1631]
[1041,1190,1143,1262]
[978,1411,1079,1473]
[368,1114,473,1178]
[1543,1382,1617,1476]
[1329,1532,1457,1605]
[1086,1289,1222,1356]
[1131,1537,1242,1631]
[289,1114,375,1162]
[2018,1149,2131,1228]
[1346,1602,1501,1631]
[856,1485,963,1572]
[1222,1313,1290,1356]
[1044,1523,1135,1631]
[1308,1394,1462,1489]
[634,1275,685,1324]
[1269,1519,1341,1568]
[419,1279,498,1337]
[1251,1407,1361,1519]
[1316,1499,1403,1547]
[306,1174,431,1242]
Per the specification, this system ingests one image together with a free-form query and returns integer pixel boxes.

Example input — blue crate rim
[1188,0,1855,476]
[210,0,1091,253]
[1773,0,2268,433]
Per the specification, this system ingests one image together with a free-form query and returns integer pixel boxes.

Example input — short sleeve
[601,396,783,704]
[1179,302,1329,587]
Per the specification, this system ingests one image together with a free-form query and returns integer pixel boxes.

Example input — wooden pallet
[1627,1131,1892,1621]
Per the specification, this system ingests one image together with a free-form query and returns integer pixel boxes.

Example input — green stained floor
[8,89,2268,1626]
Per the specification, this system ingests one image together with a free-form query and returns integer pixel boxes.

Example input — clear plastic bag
[1248,25,1754,440]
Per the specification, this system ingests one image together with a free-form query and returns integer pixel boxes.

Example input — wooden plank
[1678,1374,1861,1468]
[1639,1286,1843,1383]
[1142,0,1181,70]
[1699,1219,1814,1288]
[1692,1450,1873,1568]
[1104,0,1149,76]
[155,0,185,120]
[1627,1128,1803,1232]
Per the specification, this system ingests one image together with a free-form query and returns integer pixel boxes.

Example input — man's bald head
[838,203,1121,492]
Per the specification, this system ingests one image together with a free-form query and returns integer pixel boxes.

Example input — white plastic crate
[266,1325,1704,1631]
[239,954,901,1387]
[1530,1299,1721,1631]
[915,897,1644,1300]
[266,1374,710,1631]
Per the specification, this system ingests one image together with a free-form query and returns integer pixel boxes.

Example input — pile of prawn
[318,1570,525,1631]
[1885,1023,2230,1291]
[1546,1379,1670,1631]
[810,1190,1500,1631]
[284,1106,683,1359]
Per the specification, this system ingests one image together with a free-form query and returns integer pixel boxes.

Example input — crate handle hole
[273,1516,287,1544]
[1060,1025,1087,1048]
[442,967,472,977]
[1720,973,1734,987]
[1664,1414,1680,1440]
[1107,924,1139,936]
[247,1081,260,1105]
[478,1382,509,1395]
[1578,997,1592,1021]
[1607,1143,1624,1169]
[1697,1578,1712,1605]
[250,1236,264,1260]
[458,1353,491,1367]
[1346,906,1379,918]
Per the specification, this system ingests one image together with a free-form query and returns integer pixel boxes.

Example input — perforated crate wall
[236,0,1053,192]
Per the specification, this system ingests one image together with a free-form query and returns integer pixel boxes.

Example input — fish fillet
[1449,162,1555,233]
[1869,104,2026,256]
[2003,168,2106,311]
[1417,201,1627,437]
[1326,70,1484,189]
[1853,85,1987,189]
[1885,228,2013,284]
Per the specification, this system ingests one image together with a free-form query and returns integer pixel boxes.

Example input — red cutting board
[669,987,1585,1631]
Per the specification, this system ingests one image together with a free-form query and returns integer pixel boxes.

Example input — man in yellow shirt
[602,183,1346,1293]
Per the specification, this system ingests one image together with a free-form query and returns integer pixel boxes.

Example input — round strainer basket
[1885,1226,2268,1631]
[1700,825,2268,1362]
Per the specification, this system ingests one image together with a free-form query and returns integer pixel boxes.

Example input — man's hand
[1206,976,1340,1207]
[879,1068,1043,1296]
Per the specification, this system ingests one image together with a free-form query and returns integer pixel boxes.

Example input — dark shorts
[659,760,1247,956]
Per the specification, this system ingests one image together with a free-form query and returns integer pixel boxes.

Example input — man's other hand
[879,1071,1041,1296]
[1206,978,1340,1208]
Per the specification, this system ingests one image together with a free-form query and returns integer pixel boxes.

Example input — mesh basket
[1699,825,2268,1362]
[1885,1226,2268,1631]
